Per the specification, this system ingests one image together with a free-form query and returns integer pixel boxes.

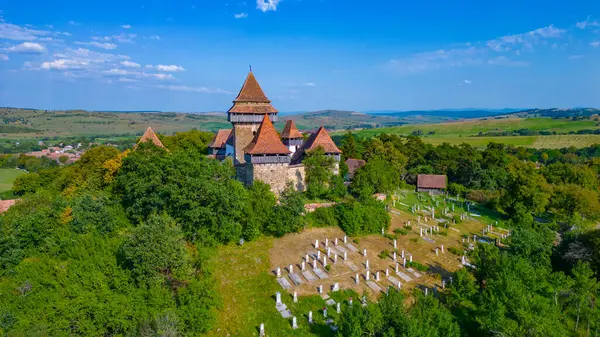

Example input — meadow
[344,117,600,148]
[0,168,25,192]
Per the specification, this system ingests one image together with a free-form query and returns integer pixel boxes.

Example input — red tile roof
[228,71,278,114]
[345,158,366,177]
[208,129,231,149]
[138,127,165,148]
[417,174,447,189]
[302,126,342,154]
[0,199,16,213]
[281,120,303,139]
[244,115,291,155]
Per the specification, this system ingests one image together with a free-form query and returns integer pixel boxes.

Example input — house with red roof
[417,174,447,195]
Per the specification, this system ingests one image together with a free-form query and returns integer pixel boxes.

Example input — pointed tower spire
[303,126,341,154]
[244,115,291,155]
[281,120,303,139]
[138,127,165,148]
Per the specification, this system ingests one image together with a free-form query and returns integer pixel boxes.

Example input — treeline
[476,128,600,137]
[0,130,390,335]
[336,131,600,335]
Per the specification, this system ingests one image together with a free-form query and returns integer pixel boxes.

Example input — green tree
[303,146,335,199]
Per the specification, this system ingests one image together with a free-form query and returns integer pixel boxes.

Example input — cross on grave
[337,303,341,314]
[395,263,399,273]
[386,268,389,276]
[441,245,444,253]
[393,251,397,261]
[334,238,338,246]
[308,311,313,324]
[276,292,282,305]
[301,261,306,271]
[376,271,380,281]
[355,273,360,284]
[276,267,281,277]
[289,264,293,273]
[365,260,369,270]
[343,236,347,243]
[318,285,323,294]
[292,316,298,329]
[325,238,328,248]
[365,272,370,281]
[334,254,338,263]
[315,239,319,249]
[393,239,397,249]
[323,307,327,318]
[409,255,413,263]
[343,252,347,260]
[332,283,340,292]
[323,256,327,267]
[363,249,367,257]
[293,291,298,303]
[260,323,265,336]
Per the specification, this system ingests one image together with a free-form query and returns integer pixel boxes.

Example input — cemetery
[207,190,510,336]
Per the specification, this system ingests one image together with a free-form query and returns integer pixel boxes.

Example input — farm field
[0,168,25,192]
[343,117,600,148]
[206,190,505,336]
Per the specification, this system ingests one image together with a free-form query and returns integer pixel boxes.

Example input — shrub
[394,228,409,235]
[437,230,448,237]
[308,206,338,228]
[325,265,331,272]
[410,238,419,243]
[404,225,413,230]
[452,215,462,224]
[335,199,390,236]
[448,247,462,256]
[407,261,428,272]
[378,250,390,259]
[384,233,397,240]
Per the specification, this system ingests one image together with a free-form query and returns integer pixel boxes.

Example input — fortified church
[207,71,342,195]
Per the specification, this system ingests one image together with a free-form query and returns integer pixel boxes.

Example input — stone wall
[251,163,306,196]
[287,164,306,192]
[233,123,260,165]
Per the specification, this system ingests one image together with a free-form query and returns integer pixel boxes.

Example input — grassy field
[343,117,600,149]
[0,168,25,192]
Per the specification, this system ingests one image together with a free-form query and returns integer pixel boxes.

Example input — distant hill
[510,108,600,118]
[365,108,524,119]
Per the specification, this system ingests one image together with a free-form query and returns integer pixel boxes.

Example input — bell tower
[227,71,278,165]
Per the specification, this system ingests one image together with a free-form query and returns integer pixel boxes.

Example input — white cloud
[576,17,599,29]
[590,41,600,48]
[75,41,117,50]
[458,79,472,86]
[68,21,80,26]
[0,22,52,40]
[0,54,8,61]
[41,59,90,70]
[146,35,161,40]
[103,68,175,80]
[5,42,46,53]
[487,56,529,67]
[117,77,138,83]
[121,24,132,29]
[156,84,232,94]
[387,24,564,74]
[152,64,185,72]
[235,13,248,19]
[93,33,137,43]
[303,82,317,87]
[121,60,141,68]
[256,0,280,12]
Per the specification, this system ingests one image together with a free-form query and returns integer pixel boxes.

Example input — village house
[416,174,447,194]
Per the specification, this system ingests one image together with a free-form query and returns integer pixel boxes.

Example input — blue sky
[0,0,599,112]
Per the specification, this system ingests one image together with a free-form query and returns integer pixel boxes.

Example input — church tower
[227,71,278,165]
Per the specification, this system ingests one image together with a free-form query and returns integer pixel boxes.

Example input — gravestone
[308,311,313,324]
[289,273,304,285]
[293,291,298,303]
[292,316,298,329]
[302,269,318,282]
[277,277,292,289]
[396,271,413,282]
[332,283,340,292]
[314,268,328,279]
[367,281,383,293]
[336,303,341,314]
[260,323,265,336]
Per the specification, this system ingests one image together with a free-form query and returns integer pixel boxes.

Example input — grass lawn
[207,237,358,337]
[0,168,25,192]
